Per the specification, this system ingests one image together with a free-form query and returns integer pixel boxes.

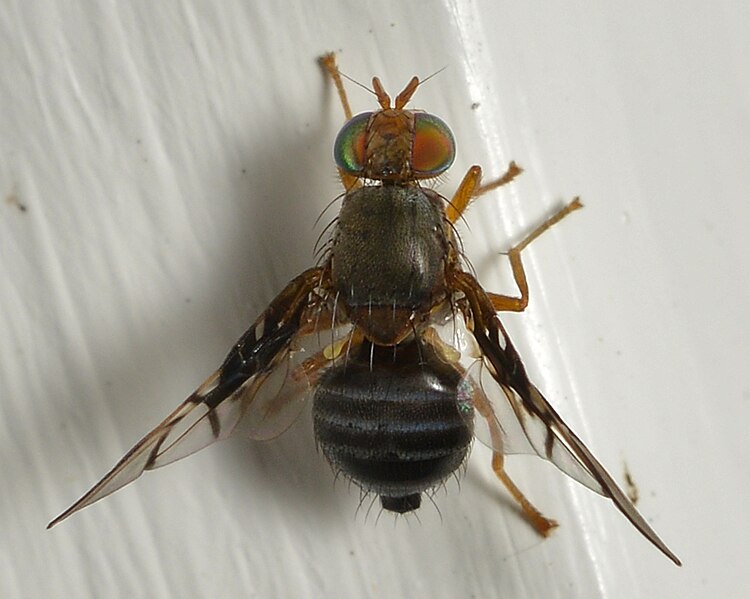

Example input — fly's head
[333,75,455,183]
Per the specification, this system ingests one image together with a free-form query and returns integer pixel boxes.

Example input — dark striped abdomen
[312,341,473,513]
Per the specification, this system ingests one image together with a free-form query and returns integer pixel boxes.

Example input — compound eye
[333,112,371,174]
[412,113,455,176]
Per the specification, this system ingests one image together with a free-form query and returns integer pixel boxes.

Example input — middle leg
[489,197,582,312]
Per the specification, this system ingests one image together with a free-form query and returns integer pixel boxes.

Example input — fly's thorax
[331,185,449,344]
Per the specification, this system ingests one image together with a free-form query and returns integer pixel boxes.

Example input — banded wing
[429,314,610,487]
[48,268,336,528]
[469,311,681,565]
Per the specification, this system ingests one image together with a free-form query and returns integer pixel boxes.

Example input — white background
[1,1,747,598]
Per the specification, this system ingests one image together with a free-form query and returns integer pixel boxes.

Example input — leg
[319,52,353,120]
[423,323,557,535]
[293,327,364,384]
[492,452,558,536]
[446,162,523,224]
[464,357,558,536]
[489,197,583,312]
[319,52,360,190]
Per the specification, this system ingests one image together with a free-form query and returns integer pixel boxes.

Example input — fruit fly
[48,53,680,566]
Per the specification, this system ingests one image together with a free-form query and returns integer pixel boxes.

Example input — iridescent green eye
[412,113,455,176]
[334,112,371,174]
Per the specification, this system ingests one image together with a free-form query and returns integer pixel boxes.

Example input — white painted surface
[2,1,747,597]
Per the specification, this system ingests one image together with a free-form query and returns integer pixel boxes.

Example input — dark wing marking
[429,316,606,489]
[466,359,605,490]
[48,269,329,528]
[471,313,681,565]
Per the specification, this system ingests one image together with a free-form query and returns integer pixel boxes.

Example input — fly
[48,53,681,567]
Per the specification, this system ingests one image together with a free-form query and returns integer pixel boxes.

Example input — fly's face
[48,53,681,568]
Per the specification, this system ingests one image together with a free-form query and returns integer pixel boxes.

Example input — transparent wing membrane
[49,270,345,528]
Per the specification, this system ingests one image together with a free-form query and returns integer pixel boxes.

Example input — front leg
[319,52,361,192]
[445,162,523,224]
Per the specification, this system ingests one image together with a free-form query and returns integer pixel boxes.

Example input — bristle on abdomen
[313,341,473,512]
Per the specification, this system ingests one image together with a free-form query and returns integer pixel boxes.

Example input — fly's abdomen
[312,342,473,513]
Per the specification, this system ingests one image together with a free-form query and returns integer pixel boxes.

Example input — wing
[48,268,337,528]
[466,353,609,490]
[470,311,681,565]
[428,314,612,486]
